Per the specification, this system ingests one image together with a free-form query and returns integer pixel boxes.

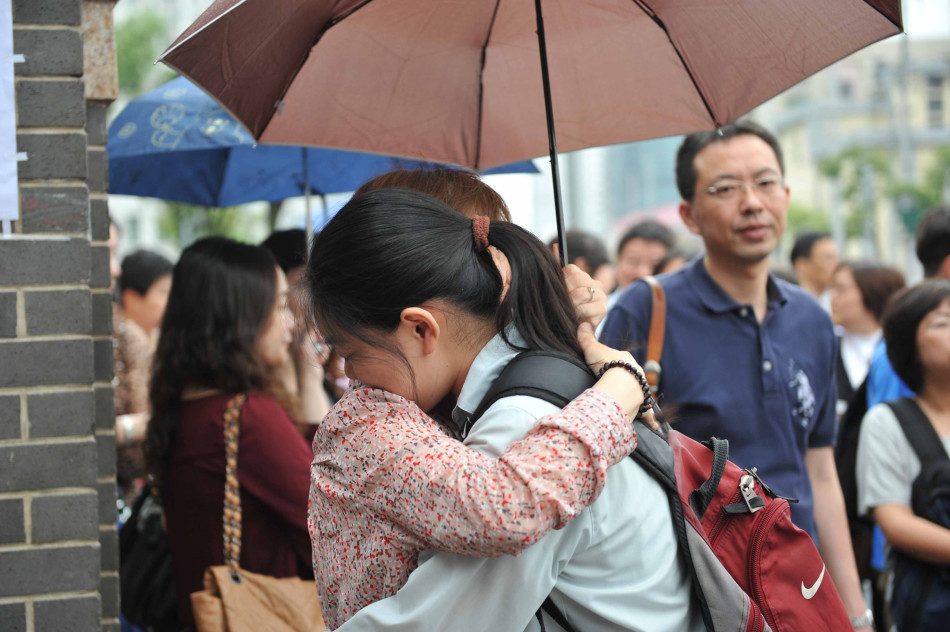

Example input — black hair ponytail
[306,188,582,362]
[485,221,583,360]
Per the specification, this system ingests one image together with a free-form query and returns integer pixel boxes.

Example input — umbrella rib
[324,0,376,30]
[630,0,720,127]
[263,0,380,134]
[474,0,503,171]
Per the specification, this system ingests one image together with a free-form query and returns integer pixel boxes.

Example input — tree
[158,202,245,250]
[893,147,950,232]
[786,201,830,235]
[819,146,896,247]
[115,9,177,96]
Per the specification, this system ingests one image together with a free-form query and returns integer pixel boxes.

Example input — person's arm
[806,447,871,631]
[335,397,585,632]
[857,404,950,565]
[295,334,331,424]
[807,329,870,630]
[873,504,950,564]
[313,328,648,557]
[313,384,632,558]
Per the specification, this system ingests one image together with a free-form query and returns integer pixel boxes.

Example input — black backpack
[885,398,950,632]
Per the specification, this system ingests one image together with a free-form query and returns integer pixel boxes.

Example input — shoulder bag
[190,394,326,632]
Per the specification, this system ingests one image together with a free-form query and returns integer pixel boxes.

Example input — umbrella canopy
[160,0,902,172]
[107,76,538,207]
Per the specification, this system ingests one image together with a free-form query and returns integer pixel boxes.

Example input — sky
[904,0,950,38]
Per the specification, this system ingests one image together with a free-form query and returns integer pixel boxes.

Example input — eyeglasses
[704,176,785,201]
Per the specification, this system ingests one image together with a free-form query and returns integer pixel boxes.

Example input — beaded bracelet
[597,360,655,418]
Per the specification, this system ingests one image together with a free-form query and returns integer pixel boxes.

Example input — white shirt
[839,328,882,390]
[856,402,950,518]
[337,333,703,632]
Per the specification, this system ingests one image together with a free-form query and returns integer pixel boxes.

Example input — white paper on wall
[0,0,24,236]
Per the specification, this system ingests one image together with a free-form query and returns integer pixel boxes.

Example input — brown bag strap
[222,394,247,580]
[641,276,666,393]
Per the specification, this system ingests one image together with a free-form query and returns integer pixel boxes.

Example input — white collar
[451,328,525,431]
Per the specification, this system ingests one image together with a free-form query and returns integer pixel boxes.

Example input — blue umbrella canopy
[107,76,537,207]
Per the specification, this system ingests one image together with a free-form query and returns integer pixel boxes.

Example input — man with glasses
[601,121,872,631]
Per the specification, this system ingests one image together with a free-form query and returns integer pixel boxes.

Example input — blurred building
[753,34,950,275]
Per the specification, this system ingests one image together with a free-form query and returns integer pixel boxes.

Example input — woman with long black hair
[307,188,702,631]
[145,237,317,627]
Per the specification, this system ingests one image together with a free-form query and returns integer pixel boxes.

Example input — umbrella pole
[303,148,313,263]
[534,0,568,267]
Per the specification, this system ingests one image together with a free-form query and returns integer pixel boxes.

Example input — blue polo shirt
[600,257,838,541]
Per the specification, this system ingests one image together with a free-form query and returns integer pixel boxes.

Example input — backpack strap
[688,437,730,520]
[641,276,666,393]
[465,351,596,432]
[540,596,575,632]
[628,419,678,491]
[629,421,717,630]
[887,398,950,466]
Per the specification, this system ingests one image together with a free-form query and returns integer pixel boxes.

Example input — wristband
[597,360,654,418]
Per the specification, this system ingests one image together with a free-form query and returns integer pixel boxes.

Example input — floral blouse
[308,385,635,628]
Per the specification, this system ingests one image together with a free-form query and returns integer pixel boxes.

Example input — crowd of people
[111,121,950,632]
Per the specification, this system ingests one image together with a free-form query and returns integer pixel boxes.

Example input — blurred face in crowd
[801,238,839,292]
[615,238,668,289]
[917,297,950,379]
[256,267,294,368]
[679,134,789,268]
[123,274,173,333]
[592,263,616,293]
[830,266,874,331]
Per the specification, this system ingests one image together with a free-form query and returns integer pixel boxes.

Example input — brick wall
[1,1,118,630]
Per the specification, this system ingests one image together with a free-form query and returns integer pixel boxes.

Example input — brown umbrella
[161,0,902,260]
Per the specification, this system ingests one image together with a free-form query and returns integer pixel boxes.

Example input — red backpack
[657,427,852,631]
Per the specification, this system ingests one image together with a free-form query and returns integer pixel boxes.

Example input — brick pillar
[0,1,119,630]
[83,1,121,628]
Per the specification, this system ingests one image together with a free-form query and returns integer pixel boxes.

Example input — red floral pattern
[307,385,635,628]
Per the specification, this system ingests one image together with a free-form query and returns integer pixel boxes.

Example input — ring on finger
[588,286,596,303]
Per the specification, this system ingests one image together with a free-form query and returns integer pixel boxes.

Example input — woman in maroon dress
[145,237,314,627]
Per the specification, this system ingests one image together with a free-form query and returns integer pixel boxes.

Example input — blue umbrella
[107,76,537,210]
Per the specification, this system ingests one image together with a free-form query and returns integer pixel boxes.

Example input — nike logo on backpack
[801,564,826,599]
